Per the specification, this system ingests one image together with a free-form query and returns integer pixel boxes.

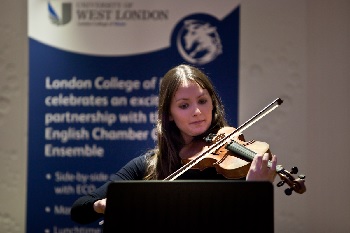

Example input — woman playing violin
[70,64,278,225]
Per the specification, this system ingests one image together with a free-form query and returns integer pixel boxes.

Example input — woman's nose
[193,106,201,116]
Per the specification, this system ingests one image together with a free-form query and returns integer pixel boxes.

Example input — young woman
[70,64,277,225]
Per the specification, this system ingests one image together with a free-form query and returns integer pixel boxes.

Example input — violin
[164,98,307,196]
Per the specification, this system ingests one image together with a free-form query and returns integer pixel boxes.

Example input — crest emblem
[176,19,222,65]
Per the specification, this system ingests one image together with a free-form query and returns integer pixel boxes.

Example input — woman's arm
[70,153,150,224]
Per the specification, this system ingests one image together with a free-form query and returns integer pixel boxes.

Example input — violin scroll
[276,165,306,195]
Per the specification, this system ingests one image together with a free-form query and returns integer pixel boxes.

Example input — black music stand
[103,180,274,232]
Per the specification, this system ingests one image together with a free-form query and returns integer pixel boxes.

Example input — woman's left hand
[246,153,277,183]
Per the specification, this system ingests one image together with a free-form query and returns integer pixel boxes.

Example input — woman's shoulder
[114,150,156,180]
[128,149,156,165]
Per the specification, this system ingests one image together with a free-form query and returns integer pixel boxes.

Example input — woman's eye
[199,99,208,104]
[179,103,189,109]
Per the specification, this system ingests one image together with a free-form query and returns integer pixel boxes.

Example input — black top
[70,151,233,225]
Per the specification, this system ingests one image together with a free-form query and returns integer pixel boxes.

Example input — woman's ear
[169,115,173,121]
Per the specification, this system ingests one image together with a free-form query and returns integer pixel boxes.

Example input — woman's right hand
[93,198,107,214]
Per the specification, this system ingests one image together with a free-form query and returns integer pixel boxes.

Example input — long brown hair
[144,64,228,180]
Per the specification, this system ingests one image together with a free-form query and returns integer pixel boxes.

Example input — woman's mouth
[190,120,205,125]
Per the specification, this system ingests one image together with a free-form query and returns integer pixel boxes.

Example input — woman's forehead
[173,81,208,99]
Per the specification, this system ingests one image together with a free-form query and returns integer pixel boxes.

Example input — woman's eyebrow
[174,92,208,102]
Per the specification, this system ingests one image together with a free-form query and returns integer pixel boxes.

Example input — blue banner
[27,0,240,231]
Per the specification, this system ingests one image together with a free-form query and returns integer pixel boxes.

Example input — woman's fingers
[247,153,278,182]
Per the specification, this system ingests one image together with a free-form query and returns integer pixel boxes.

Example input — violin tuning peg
[298,174,306,179]
[277,181,285,187]
[284,188,293,196]
[291,166,298,174]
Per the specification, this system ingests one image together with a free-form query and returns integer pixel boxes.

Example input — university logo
[48,1,72,26]
[175,15,222,65]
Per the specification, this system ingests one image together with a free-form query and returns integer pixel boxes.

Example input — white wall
[0,0,349,232]
[0,1,28,233]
